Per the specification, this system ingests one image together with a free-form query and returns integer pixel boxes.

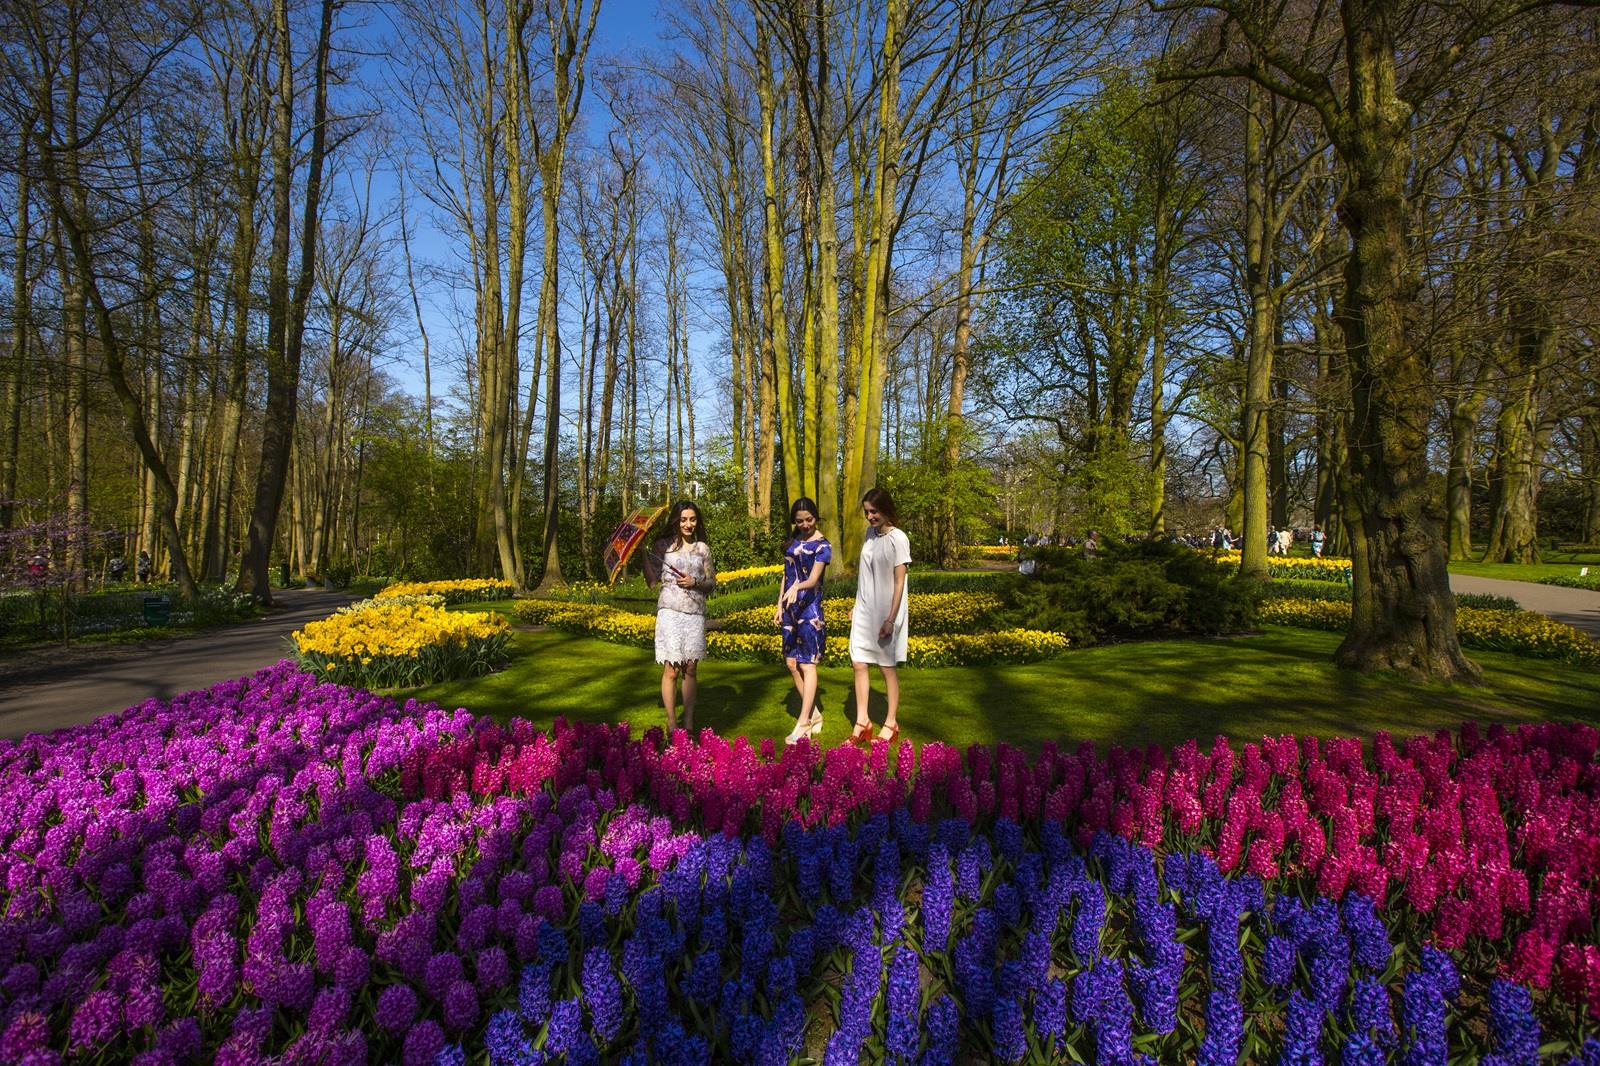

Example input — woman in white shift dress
[848,487,910,746]
[644,500,716,734]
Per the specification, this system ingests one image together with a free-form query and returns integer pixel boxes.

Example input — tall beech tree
[1158,0,1600,679]
[236,0,339,603]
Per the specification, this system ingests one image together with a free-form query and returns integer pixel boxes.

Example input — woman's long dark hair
[861,486,899,527]
[644,499,707,587]
[788,497,820,545]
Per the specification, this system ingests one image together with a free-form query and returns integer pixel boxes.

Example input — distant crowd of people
[1187,524,1327,557]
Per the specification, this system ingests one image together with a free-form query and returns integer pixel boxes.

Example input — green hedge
[997,540,1257,645]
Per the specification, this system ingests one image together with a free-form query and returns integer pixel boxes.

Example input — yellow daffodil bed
[514,599,1067,667]
[1258,598,1600,667]
[1212,550,1353,583]
[717,592,1004,637]
[292,602,512,687]
[375,578,517,605]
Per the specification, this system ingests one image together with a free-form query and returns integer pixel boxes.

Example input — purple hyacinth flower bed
[1,662,1598,1063]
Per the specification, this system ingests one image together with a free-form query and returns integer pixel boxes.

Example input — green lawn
[1448,548,1600,584]
[401,626,1600,752]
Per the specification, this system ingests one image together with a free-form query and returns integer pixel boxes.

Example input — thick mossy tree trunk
[1330,4,1476,680]
[1483,315,1553,565]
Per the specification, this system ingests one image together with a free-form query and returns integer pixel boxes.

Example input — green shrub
[1543,574,1600,592]
[1454,592,1522,612]
[1268,579,1352,603]
[996,539,1256,644]
[0,585,258,643]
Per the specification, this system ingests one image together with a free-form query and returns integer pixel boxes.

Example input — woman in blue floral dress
[776,497,832,745]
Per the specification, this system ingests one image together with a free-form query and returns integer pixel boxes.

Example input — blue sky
[360,0,696,408]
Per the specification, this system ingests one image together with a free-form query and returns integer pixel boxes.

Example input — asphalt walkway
[1449,573,1600,639]
[0,588,354,741]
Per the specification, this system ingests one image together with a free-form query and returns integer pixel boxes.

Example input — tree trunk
[59,226,90,585]
[1483,317,1552,564]
[757,20,795,514]
[938,156,978,569]
[3,152,29,526]
[1329,0,1475,680]
[846,0,903,531]
[1239,80,1274,582]
[1444,391,1481,560]
[1583,415,1600,544]
[237,0,335,603]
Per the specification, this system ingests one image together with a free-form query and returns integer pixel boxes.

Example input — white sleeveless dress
[849,527,911,666]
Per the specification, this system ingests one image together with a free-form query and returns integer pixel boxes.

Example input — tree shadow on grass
[414,629,1600,756]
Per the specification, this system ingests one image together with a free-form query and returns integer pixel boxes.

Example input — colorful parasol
[603,504,669,585]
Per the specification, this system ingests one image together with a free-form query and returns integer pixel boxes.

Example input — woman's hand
[878,617,893,641]
[779,586,796,608]
[675,574,696,589]
[773,606,783,628]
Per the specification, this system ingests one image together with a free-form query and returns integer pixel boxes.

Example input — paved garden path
[1450,572,1600,639]
[0,588,355,741]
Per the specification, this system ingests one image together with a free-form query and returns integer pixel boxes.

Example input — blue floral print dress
[780,535,833,664]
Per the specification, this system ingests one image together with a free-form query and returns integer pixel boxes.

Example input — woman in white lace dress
[644,500,717,734]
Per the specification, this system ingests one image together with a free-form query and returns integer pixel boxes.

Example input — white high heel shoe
[784,719,810,746]
[809,712,824,737]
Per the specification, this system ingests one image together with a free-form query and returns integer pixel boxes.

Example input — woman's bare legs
[680,661,697,733]
[785,658,807,722]
[798,662,819,723]
[880,665,900,735]
[661,663,680,731]
[852,661,873,731]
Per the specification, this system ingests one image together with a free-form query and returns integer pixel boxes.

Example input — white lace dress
[655,541,716,664]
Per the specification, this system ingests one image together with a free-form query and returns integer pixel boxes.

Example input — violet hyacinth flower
[581,946,624,1044]
[546,998,597,1064]
[1264,934,1297,987]
[1280,987,1324,1066]
[922,843,954,955]
[991,993,1028,1064]
[1399,962,1455,1066]
[442,979,480,1032]
[1071,879,1106,959]
[376,983,419,1034]
[1129,898,1181,1035]
[485,1009,533,1065]
[1342,894,1392,971]
[67,989,122,1052]
[1342,1031,1386,1066]
[477,946,512,994]
[0,1011,49,1062]
[1481,979,1540,1066]
[886,946,922,1063]
[1348,975,1396,1048]
[334,945,370,991]
[425,951,465,1000]
[402,1020,447,1066]
[688,948,722,1001]
[954,907,997,1018]
[1559,1040,1600,1066]
[917,994,961,1066]
[956,838,987,901]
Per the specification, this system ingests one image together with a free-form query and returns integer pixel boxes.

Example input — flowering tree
[0,501,123,640]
